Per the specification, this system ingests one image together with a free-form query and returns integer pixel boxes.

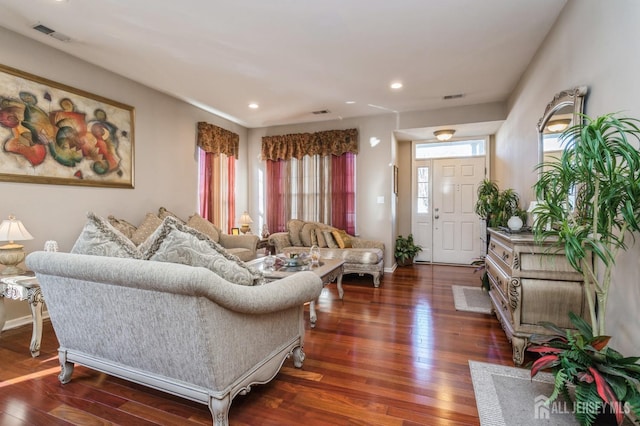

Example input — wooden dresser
[485,228,590,365]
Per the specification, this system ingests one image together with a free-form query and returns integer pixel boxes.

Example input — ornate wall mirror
[536,86,588,177]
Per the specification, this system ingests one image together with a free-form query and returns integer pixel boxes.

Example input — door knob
[434,207,439,219]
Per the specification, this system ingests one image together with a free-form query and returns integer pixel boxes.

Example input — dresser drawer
[489,286,512,323]
[486,255,511,298]
[488,235,513,274]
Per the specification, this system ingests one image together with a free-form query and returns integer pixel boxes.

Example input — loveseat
[26,251,322,426]
[268,219,384,287]
[108,207,259,261]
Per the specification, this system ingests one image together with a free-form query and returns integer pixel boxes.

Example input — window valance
[261,128,358,161]
[197,122,239,158]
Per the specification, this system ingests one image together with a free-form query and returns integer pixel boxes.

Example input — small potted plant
[394,234,422,266]
[529,113,640,424]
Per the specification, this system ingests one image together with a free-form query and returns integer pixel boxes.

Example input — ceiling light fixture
[434,129,455,141]
[390,82,403,90]
[546,118,571,133]
[248,103,259,109]
[345,101,356,104]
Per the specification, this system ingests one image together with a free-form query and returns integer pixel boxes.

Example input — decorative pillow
[322,230,339,249]
[315,229,328,248]
[131,213,163,245]
[71,212,142,258]
[158,207,185,223]
[107,215,137,240]
[300,223,316,247]
[186,213,220,243]
[332,229,353,249]
[141,217,262,286]
[287,219,305,247]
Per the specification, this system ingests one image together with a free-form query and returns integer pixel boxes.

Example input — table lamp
[239,211,253,234]
[0,215,34,275]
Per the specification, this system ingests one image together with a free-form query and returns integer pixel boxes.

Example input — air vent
[32,23,71,42]
[443,93,464,100]
[312,109,331,115]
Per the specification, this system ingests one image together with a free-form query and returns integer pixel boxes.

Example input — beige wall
[0,27,249,324]
[248,102,507,270]
[495,0,640,355]
[248,114,398,268]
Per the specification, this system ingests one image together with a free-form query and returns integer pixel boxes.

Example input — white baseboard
[1,312,50,332]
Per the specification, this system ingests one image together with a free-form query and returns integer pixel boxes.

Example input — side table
[256,238,275,256]
[0,274,44,357]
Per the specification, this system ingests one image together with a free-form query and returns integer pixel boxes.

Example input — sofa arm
[268,232,291,254]
[352,237,385,253]
[219,233,259,252]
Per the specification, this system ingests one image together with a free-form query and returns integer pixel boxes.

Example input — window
[415,139,485,159]
[265,153,356,234]
[416,166,429,214]
[198,150,236,233]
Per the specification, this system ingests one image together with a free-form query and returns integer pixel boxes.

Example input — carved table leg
[511,336,527,366]
[309,301,317,328]
[337,272,344,300]
[0,294,5,335]
[28,287,44,357]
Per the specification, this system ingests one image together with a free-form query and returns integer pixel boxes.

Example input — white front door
[432,157,484,264]
[412,160,431,262]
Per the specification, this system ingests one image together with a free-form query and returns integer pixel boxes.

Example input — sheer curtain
[265,153,355,234]
[262,128,359,234]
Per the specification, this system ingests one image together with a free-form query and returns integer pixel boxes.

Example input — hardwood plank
[0,264,517,425]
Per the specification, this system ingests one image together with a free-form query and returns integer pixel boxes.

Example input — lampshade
[546,118,571,133]
[0,215,33,276]
[0,215,33,244]
[239,212,253,225]
[434,129,455,141]
[239,212,253,234]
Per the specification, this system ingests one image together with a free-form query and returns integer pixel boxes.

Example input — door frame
[410,136,491,264]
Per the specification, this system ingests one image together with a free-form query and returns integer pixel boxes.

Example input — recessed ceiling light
[390,82,403,90]
[248,103,259,109]
[345,101,356,104]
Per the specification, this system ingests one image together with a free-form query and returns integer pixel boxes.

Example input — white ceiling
[0,0,567,130]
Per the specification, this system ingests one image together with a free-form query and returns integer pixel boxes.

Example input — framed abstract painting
[0,63,134,188]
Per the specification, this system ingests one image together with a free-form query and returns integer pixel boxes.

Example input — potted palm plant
[394,234,422,266]
[529,113,640,425]
[475,179,526,228]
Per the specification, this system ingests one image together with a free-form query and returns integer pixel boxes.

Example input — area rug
[469,360,635,426]
[452,285,492,314]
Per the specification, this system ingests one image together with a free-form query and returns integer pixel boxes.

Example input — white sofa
[26,251,322,426]
[268,219,384,287]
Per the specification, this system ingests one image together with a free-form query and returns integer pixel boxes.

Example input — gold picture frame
[231,227,240,235]
[0,63,134,188]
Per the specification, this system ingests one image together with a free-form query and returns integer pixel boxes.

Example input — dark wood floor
[0,264,518,425]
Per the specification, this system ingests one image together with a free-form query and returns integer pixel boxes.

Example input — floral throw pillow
[71,212,142,258]
[141,216,262,286]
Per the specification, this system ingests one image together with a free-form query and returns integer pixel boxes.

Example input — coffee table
[247,257,344,327]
